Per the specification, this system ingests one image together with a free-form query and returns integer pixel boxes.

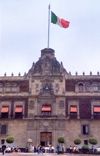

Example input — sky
[0,0,100,76]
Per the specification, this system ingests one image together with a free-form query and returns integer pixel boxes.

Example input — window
[93,83,98,91]
[84,140,88,145]
[85,83,90,91]
[1,106,9,119]
[94,106,100,119]
[70,106,77,119]
[6,84,11,92]
[12,83,17,92]
[79,83,83,91]
[42,105,51,116]
[15,106,23,119]
[36,84,39,91]
[83,125,89,135]
[56,84,59,92]
[1,125,7,134]
[0,84,3,92]
[1,139,5,144]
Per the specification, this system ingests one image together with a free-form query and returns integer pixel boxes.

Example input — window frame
[81,124,90,135]
[12,83,17,92]
[0,84,3,92]
[6,84,11,92]
[78,83,83,92]
[93,83,98,92]
[85,83,90,91]
[56,84,59,92]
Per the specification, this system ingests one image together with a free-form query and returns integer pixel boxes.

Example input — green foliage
[82,145,89,150]
[88,137,98,145]
[74,138,81,145]
[82,145,89,154]
[57,136,65,143]
[6,136,14,144]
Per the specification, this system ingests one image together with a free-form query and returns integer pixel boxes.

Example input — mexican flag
[51,11,70,28]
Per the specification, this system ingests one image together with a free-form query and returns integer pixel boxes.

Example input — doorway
[40,132,52,146]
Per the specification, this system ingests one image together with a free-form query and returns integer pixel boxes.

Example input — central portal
[40,132,52,146]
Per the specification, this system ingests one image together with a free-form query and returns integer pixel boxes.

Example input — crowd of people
[1,144,21,155]
[25,145,55,154]
[69,145,79,153]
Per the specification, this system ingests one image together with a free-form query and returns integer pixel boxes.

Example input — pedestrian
[56,145,59,154]
[32,145,34,153]
[49,145,52,153]
[75,146,78,153]
[38,145,43,154]
[72,146,75,153]
[2,143,6,155]
[69,146,72,153]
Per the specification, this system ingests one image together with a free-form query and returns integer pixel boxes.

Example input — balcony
[34,115,57,119]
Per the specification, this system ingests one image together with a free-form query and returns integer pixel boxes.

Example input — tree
[74,138,81,145]
[57,136,65,153]
[82,145,89,154]
[88,137,98,145]
[57,136,65,143]
[6,136,14,144]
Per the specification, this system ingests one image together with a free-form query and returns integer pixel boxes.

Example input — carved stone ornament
[29,101,34,109]
[59,100,64,109]
[43,122,49,127]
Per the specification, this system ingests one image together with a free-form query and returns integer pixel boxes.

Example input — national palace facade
[0,48,100,149]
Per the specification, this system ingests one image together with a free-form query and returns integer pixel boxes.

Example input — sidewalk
[0,153,98,156]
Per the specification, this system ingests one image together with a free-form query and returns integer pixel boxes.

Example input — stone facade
[0,48,100,150]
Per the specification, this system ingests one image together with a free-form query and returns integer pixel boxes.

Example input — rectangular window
[1,139,5,144]
[84,140,88,145]
[36,84,38,91]
[83,125,89,135]
[1,106,9,119]
[94,106,100,119]
[56,84,59,92]
[1,125,7,134]
[70,106,77,119]
[42,105,51,117]
[15,106,23,119]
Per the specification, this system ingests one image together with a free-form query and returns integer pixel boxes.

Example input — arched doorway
[40,132,52,146]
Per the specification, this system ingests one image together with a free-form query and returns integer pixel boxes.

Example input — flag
[51,11,70,28]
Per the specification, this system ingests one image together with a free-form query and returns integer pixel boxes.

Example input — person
[49,145,52,153]
[69,146,72,153]
[38,145,43,154]
[18,147,21,153]
[32,145,34,153]
[25,147,28,153]
[34,146,37,152]
[91,146,94,153]
[15,146,18,152]
[72,146,75,153]
[2,144,6,155]
[52,146,54,153]
[56,145,59,154]
[75,146,78,153]
[12,146,15,152]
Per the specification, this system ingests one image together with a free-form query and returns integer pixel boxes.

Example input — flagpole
[48,4,50,48]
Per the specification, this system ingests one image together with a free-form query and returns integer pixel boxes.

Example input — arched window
[0,84,3,92]
[79,83,83,91]
[93,83,98,91]
[6,84,11,92]
[12,84,17,92]
[85,83,90,91]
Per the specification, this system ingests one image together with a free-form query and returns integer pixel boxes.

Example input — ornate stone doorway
[40,132,52,146]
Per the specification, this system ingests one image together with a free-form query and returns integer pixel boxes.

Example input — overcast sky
[0,0,100,76]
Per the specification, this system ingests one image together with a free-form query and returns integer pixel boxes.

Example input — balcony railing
[34,115,57,118]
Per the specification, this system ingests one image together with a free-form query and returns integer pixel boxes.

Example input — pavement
[0,153,98,156]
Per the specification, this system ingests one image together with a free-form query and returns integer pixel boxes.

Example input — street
[0,153,98,156]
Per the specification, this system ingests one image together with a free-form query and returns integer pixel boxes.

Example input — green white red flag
[51,11,70,28]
